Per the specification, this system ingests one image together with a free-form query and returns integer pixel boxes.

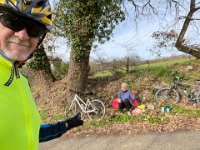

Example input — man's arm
[39,113,84,142]
[39,121,67,142]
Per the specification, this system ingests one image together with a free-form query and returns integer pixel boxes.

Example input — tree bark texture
[65,48,90,105]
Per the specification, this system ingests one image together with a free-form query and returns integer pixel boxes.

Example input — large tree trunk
[65,48,90,105]
[175,0,200,58]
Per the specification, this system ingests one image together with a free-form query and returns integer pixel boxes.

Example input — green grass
[52,114,66,121]
[40,108,49,121]
[83,112,171,128]
[94,70,113,77]
[145,114,170,125]
[83,114,145,128]
[109,114,139,122]
[171,104,200,118]
[84,119,108,127]
[139,58,195,68]
[76,104,200,129]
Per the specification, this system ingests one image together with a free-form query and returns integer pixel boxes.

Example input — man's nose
[14,28,29,40]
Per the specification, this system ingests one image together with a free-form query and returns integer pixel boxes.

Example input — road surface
[39,131,200,150]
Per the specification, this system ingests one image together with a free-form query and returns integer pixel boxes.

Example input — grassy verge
[82,104,200,128]
[171,104,200,118]
[83,114,171,128]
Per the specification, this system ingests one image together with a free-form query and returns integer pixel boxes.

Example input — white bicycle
[65,94,105,121]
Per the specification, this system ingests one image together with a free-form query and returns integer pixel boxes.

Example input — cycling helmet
[0,0,52,31]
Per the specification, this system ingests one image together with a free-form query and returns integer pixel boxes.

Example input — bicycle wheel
[196,91,200,104]
[155,88,179,104]
[65,102,78,117]
[87,99,105,121]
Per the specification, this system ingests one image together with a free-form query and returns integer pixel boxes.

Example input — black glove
[65,112,84,130]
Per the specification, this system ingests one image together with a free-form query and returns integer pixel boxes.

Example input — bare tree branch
[179,16,200,21]
[167,0,182,17]
[190,17,200,20]
[194,6,200,10]
[142,0,158,15]
[175,0,200,58]
[126,0,140,18]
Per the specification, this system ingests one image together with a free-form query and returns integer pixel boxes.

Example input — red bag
[131,90,139,107]
[132,99,139,107]
[112,98,119,110]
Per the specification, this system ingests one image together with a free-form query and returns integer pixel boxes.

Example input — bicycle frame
[169,75,199,101]
[69,94,97,114]
[156,73,200,104]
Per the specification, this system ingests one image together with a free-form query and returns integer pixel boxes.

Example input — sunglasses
[0,13,47,38]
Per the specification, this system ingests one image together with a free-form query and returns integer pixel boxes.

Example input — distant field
[94,57,195,77]
[139,57,195,68]
[94,70,113,77]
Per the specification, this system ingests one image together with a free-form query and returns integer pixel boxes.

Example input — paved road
[39,131,200,150]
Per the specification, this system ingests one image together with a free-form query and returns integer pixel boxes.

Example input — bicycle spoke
[167,90,179,104]
[66,94,105,121]
[155,88,179,104]
[87,100,105,121]
[156,89,169,102]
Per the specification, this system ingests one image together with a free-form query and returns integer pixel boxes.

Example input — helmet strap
[37,33,46,48]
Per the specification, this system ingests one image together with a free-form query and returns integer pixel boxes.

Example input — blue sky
[49,0,189,62]
[90,16,176,61]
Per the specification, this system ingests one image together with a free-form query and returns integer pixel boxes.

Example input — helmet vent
[36,1,45,8]
[23,0,32,5]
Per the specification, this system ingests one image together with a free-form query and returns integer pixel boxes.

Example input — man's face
[0,21,38,61]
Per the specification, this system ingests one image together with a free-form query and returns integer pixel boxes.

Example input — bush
[52,62,69,78]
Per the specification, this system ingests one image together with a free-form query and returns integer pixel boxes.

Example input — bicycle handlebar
[175,76,179,81]
[172,75,180,85]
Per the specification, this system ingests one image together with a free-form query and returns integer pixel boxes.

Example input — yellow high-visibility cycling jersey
[0,56,41,150]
